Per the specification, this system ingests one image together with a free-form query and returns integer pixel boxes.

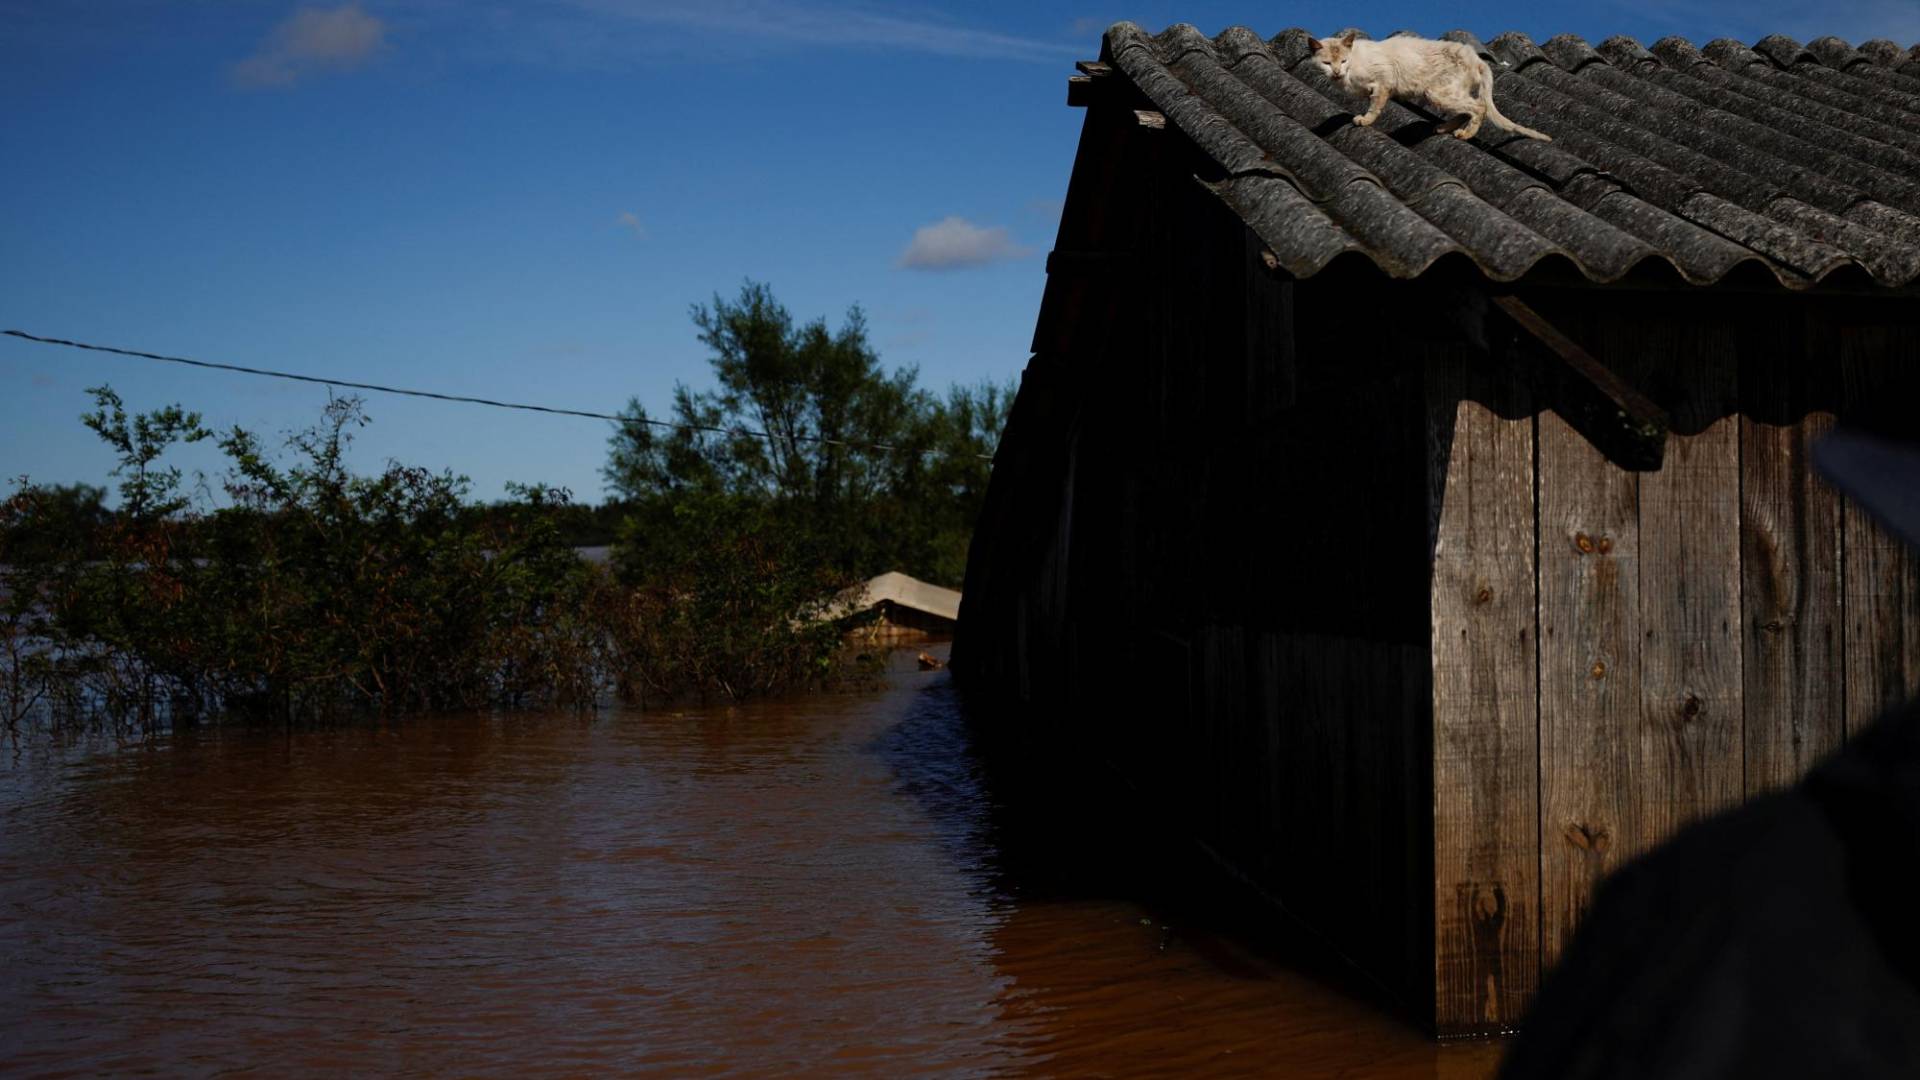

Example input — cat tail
[1476,61,1552,141]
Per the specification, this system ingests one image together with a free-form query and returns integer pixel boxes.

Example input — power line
[2,329,992,461]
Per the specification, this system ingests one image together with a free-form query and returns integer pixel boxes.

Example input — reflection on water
[0,654,1503,1077]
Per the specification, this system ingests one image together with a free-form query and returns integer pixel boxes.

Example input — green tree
[604,280,1010,586]
[604,280,927,568]
[907,379,1012,585]
[82,385,208,521]
[0,482,111,565]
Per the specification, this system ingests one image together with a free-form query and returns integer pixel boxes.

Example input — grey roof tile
[1857,39,1903,67]
[1641,38,1920,166]
[1698,38,1920,148]
[1747,35,1920,125]
[1807,35,1872,70]
[1855,38,1920,84]
[1486,31,1551,70]
[1568,60,1920,214]
[1093,22,1920,288]
[1805,35,1920,95]
[1440,30,1495,62]
[1542,34,1605,72]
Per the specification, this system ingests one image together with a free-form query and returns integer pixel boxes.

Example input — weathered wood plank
[1427,345,1538,1035]
[1739,314,1842,794]
[1834,318,1920,733]
[1536,405,1640,968]
[1842,509,1920,729]
[1632,320,1744,847]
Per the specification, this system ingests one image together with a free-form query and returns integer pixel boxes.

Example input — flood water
[0,653,1504,1077]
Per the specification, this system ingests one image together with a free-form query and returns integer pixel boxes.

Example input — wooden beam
[1134,109,1167,130]
[1069,61,1116,108]
[1491,294,1670,471]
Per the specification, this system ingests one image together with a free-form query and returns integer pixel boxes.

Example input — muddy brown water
[0,653,1505,1077]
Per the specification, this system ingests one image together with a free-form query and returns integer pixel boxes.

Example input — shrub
[1,387,881,731]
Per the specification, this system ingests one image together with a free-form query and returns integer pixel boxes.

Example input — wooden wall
[1430,287,1920,1036]
[957,93,1920,1043]
[961,99,1442,1019]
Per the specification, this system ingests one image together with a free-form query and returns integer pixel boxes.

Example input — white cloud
[615,210,647,240]
[897,216,1031,271]
[558,0,1074,62]
[1069,16,1112,40]
[233,3,387,88]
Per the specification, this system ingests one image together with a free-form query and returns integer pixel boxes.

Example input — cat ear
[1307,36,1322,52]
[1339,29,1358,46]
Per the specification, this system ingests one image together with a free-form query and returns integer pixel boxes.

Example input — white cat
[1308,31,1552,141]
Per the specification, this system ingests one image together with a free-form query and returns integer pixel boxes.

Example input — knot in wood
[1473,586,1494,605]
[1596,536,1613,554]
[1573,532,1596,555]
[1470,884,1507,928]
[1589,660,1607,680]
[1562,821,1612,853]
[1680,694,1703,721]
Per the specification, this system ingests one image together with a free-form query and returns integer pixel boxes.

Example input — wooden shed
[953,24,1920,1037]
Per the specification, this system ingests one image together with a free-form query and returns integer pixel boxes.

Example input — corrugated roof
[846,572,961,623]
[1097,24,1920,289]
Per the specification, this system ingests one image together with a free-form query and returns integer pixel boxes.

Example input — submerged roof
[1098,24,1920,289]
[848,572,961,623]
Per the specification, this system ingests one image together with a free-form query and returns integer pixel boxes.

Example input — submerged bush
[1,388,865,732]
[601,493,860,703]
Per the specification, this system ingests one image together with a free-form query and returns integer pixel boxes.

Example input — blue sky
[5,1,1917,503]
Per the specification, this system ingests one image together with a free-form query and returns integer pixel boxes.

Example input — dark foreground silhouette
[1504,698,1920,1077]
[1506,428,1920,1078]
